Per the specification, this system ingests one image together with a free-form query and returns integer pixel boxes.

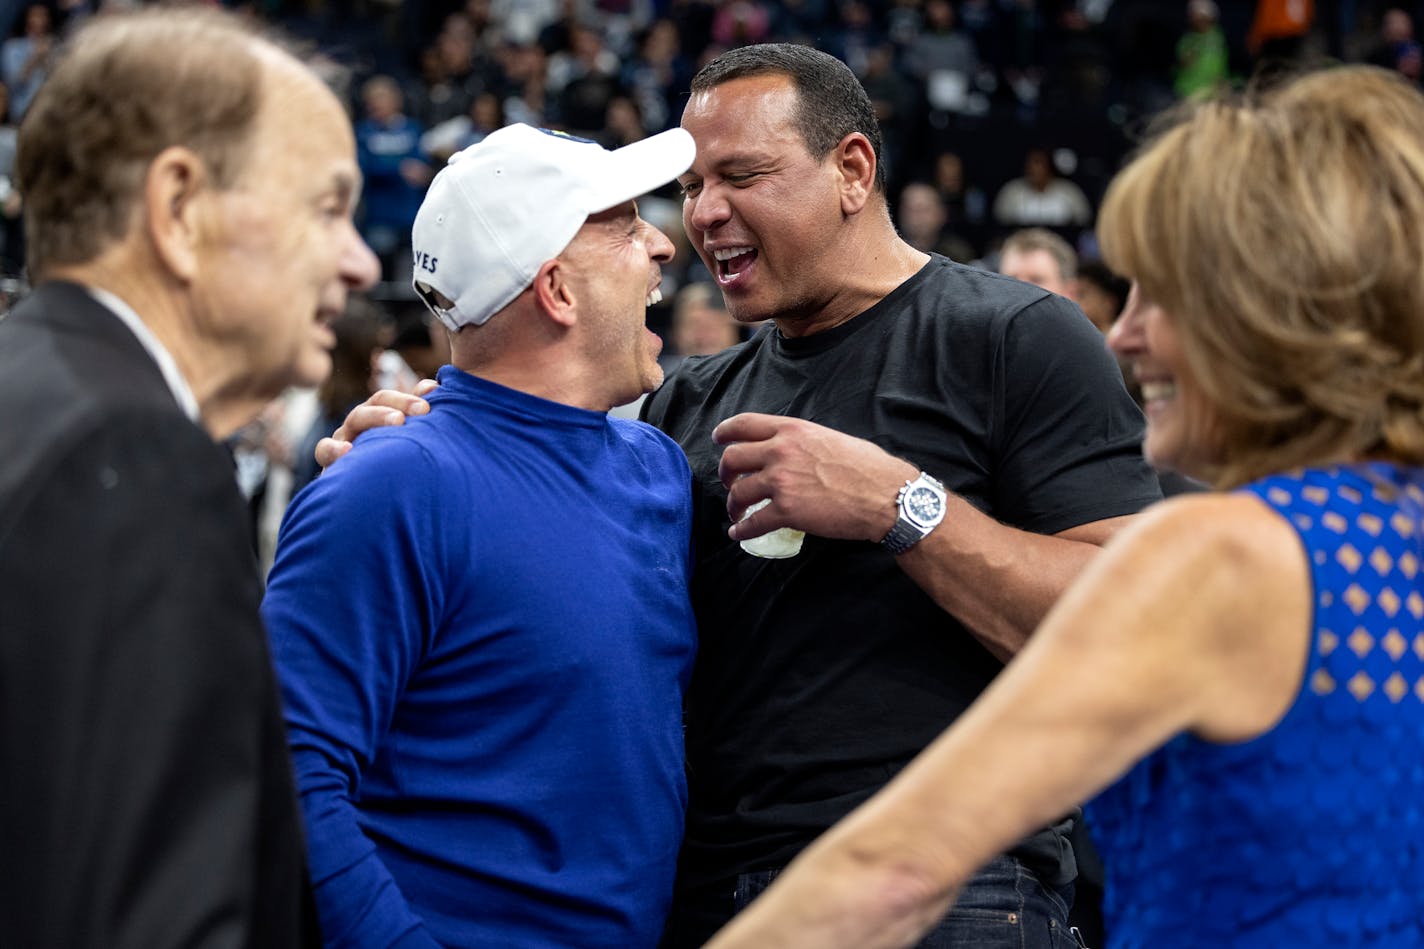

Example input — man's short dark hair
[690,43,886,194]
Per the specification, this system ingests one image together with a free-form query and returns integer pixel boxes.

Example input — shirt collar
[86,286,201,424]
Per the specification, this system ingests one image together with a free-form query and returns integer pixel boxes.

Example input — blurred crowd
[3,0,1423,299]
[2,0,1421,555]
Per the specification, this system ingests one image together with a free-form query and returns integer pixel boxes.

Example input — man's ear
[143,145,208,282]
[531,257,579,329]
[835,132,875,216]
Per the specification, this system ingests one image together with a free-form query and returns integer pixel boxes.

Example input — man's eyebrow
[327,170,359,204]
[713,151,762,166]
[678,152,770,183]
[706,154,782,180]
[715,146,782,167]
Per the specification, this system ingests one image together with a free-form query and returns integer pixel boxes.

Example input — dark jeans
[661,854,1077,948]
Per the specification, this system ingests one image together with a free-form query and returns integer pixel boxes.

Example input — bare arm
[714,413,1138,659]
[701,492,1312,949]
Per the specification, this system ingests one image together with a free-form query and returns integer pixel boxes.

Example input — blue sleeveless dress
[1085,463,1424,947]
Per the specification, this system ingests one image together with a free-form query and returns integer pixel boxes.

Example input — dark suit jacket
[0,282,318,948]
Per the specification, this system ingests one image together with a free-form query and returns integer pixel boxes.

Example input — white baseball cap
[410,123,696,331]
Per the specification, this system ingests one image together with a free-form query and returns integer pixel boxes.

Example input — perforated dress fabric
[1086,463,1424,947]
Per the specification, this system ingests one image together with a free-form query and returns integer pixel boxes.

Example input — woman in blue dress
[702,63,1424,949]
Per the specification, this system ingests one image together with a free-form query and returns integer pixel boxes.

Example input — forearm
[702,796,971,949]
[897,496,1111,660]
[310,853,442,949]
[709,414,1137,660]
[294,751,443,949]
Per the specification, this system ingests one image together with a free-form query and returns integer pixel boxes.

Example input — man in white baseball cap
[411,123,689,331]
[262,124,700,948]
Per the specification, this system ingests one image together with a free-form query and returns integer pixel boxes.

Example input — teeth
[646,287,662,307]
[1140,381,1177,402]
[712,246,753,261]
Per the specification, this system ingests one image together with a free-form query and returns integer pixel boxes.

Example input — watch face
[906,486,944,524]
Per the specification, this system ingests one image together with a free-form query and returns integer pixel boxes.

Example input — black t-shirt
[642,256,1162,889]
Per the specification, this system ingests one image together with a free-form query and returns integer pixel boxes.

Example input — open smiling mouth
[713,246,757,282]
[1139,381,1177,403]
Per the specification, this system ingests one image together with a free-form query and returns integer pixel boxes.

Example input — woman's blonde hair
[1098,65,1424,488]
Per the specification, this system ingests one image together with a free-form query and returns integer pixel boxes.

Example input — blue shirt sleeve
[262,435,448,949]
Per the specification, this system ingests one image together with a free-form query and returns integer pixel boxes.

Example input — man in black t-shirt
[644,44,1161,948]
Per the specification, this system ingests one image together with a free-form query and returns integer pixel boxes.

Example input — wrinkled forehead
[686,73,800,128]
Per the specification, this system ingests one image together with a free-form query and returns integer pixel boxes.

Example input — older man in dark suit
[0,8,378,947]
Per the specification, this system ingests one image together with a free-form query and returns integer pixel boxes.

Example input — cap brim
[584,127,696,213]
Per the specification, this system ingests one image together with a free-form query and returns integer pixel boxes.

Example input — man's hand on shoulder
[314,379,439,469]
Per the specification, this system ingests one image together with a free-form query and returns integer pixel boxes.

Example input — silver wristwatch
[880,472,948,555]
